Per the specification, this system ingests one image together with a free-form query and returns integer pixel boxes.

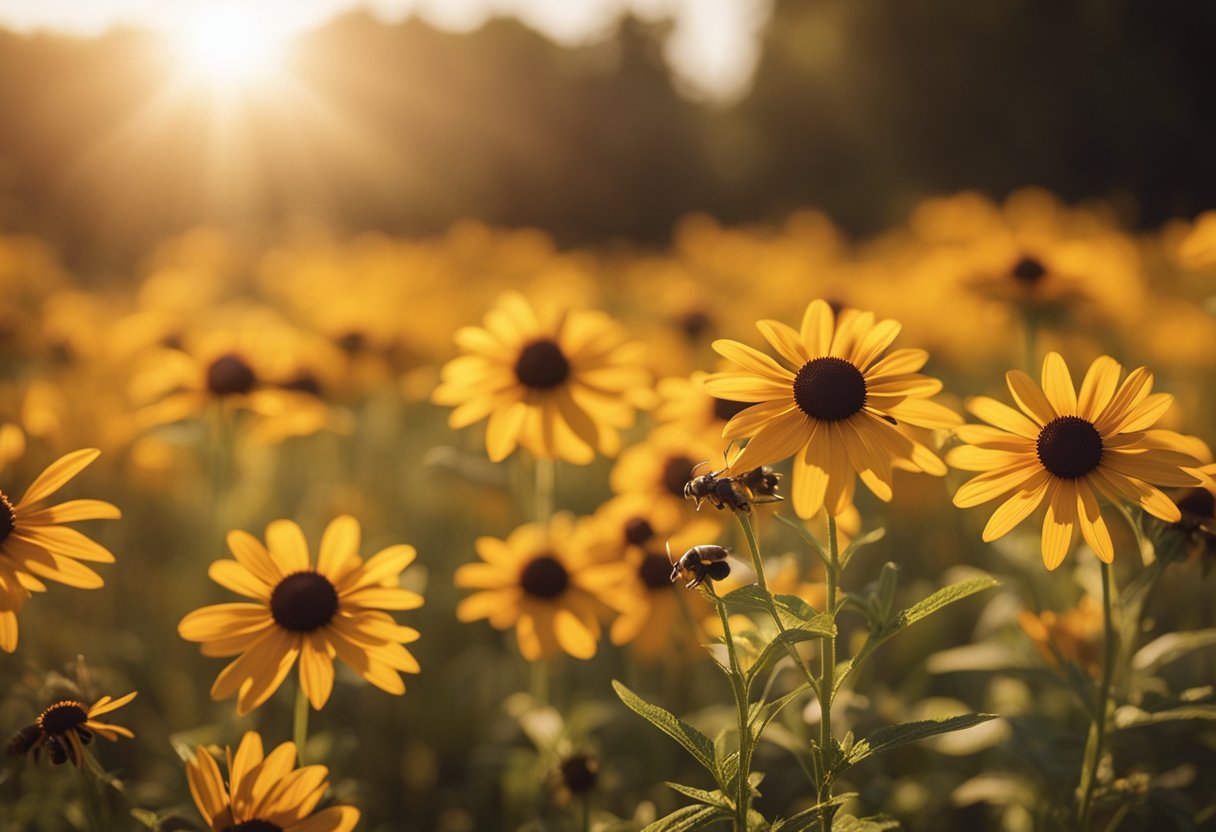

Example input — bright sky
[0,0,773,101]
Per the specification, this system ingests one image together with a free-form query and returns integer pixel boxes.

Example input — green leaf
[1132,629,1216,675]
[129,809,161,831]
[642,804,731,832]
[845,714,1000,767]
[750,682,813,741]
[613,681,720,786]
[665,782,733,810]
[838,575,998,693]
[774,594,828,630]
[831,814,900,831]
[746,625,833,689]
[839,527,886,569]
[770,793,858,832]
[723,584,778,613]
[1114,704,1216,729]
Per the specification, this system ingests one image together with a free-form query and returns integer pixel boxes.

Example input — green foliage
[844,714,999,768]
[831,814,900,831]
[642,803,731,832]
[612,681,722,788]
[770,793,859,831]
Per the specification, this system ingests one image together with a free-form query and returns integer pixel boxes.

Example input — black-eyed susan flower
[609,430,727,527]
[579,495,717,660]
[454,514,619,660]
[949,353,1203,569]
[12,691,136,767]
[653,371,751,448]
[704,299,960,519]
[179,515,422,715]
[432,292,650,464]
[0,448,119,653]
[186,731,359,832]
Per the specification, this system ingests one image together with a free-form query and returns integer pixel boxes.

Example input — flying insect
[667,541,731,589]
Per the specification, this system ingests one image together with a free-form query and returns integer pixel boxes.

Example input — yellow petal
[266,519,311,573]
[953,462,1043,508]
[19,448,100,507]
[966,397,1040,439]
[756,319,809,367]
[711,339,796,379]
[1040,480,1076,570]
[1076,482,1114,563]
[1005,370,1056,425]
[316,515,360,580]
[1040,352,1078,416]
[799,299,835,357]
[1077,356,1122,421]
[981,470,1050,541]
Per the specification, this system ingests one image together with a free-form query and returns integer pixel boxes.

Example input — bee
[683,462,783,513]
[668,541,731,589]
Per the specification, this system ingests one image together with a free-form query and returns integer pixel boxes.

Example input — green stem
[535,455,555,522]
[530,657,550,707]
[1078,561,1116,830]
[710,586,751,831]
[293,683,310,765]
[818,514,840,831]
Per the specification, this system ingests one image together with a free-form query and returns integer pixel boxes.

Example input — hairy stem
[293,682,310,765]
[1078,560,1116,830]
[818,513,840,831]
[710,585,752,831]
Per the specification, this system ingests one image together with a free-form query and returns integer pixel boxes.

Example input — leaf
[724,584,779,613]
[746,625,834,690]
[770,793,858,832]
[839,527,886,569]
[838,575,999,693]
[1132,629,1216,675]
[642,804,731,832]
[774,594,828,630]
[1114,704,1216,729]
[831,814,900,831]
[845,714,1000,767]
[613,681,721,785]
[666,782,732,810]
[775,512,830,568]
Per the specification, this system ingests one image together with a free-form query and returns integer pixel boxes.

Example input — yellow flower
[14,691,136,767]
[186,731,359,832]
[432,292,650,464]
[609,430,727,523]
[454,514,619,660]
[179,516,422,715]
[579,495,718,661]
[653,371,752,448]
[0,448,120,653]
[949,353,1203,569]
[705,299,959,519]
[1018,597,1103,675]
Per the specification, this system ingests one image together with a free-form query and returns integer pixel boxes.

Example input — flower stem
[1078,560,1116,830]
[818,514,840,832]
[535,455,555,522]
[293,683,310,765]
[709,585,751,831]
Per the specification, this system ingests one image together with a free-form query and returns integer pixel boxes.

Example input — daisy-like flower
[0,448,120,652]
[13,691,136,767]
[186,731,358,832]
[704,299,960,519]
[432,292,650,464]
[454,514,619,660]
[949,353,1203,569]
[653,371,751,447]
[178,516,422,715]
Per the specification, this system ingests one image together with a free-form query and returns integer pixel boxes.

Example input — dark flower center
[623,517,655,547]
[662,455,698,498]
[279,372,321,397]
[520,554,569,599]
[0,491,13,542]
[335,331,367,353]
[559,754,599,793]
[1176,488,1215,520]
[793,356,867,421]
[37,701,88,735]
[639,552,675,589]
[223,822,283,832]
[712,397,750,422]
[514,339,570,390]
[269,572,339,632]
[676,310,712,341]
[1036,416,1104,479]
[1011,255,1047,285]
[206,353,257,396]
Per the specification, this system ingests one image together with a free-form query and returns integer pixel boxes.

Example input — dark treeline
[1,0,1215,266]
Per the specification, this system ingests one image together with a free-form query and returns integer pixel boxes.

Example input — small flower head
[13,692,136,767]
[186,731,359,832]
[950,353,1203,569]
[179,515,422,715]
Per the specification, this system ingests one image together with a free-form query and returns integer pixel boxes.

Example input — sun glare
[171,6,291,88]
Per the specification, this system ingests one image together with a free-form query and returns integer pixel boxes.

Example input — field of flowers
[0,188,1214,832]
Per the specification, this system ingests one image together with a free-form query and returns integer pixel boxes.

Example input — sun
[170,6,292,88]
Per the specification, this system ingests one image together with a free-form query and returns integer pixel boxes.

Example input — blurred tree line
[0,0,1214,267]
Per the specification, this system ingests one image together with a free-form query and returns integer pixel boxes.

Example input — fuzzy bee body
[6,724,40,758]
[669,544,731,589]
[683,464,783,513]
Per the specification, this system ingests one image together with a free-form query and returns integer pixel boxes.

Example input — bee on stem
[667,540,731,589]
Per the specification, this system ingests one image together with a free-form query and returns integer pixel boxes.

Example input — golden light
[170,6,292,88]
